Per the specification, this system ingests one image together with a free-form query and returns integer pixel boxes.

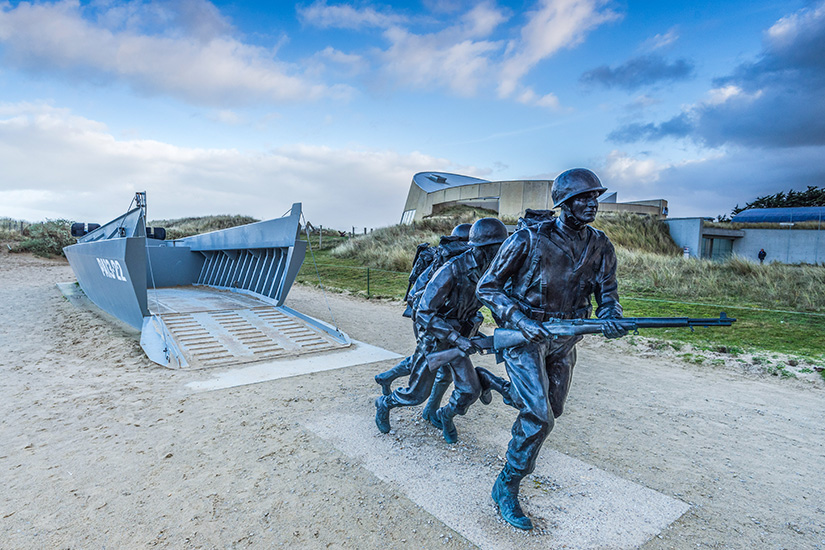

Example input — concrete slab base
[307,410,689,550]
[186,342,401,392]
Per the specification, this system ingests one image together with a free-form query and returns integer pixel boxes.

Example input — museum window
[701,237,734,261]
[401,209,416,225]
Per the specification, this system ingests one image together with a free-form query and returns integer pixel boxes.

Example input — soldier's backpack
[406,243,437,300]
[403,236,471,317]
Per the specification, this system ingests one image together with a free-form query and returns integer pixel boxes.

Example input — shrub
[11,219,75,258]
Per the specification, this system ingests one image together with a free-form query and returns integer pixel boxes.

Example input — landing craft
[63,192,350,368]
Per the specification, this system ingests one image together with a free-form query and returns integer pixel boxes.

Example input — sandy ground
[1,249,824,549]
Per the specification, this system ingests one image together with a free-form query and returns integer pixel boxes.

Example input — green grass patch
[296,244,409,299]
[621,297,825,361]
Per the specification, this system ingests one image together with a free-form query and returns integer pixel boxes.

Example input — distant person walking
[758,248,767,264]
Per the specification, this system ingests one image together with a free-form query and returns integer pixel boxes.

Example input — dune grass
[592,212,682,255]
[616,249,825,312]
[329,215,477,271]
[148,214,259,240]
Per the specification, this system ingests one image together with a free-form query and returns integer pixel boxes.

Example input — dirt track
[1,251,823,549]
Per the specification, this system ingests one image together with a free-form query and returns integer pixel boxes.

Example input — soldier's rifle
[426,313,736,371]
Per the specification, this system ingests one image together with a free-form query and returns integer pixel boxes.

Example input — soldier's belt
[517,303,592,322]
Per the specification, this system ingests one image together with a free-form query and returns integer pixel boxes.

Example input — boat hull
[62,200,347,368]
[64,236,148,329]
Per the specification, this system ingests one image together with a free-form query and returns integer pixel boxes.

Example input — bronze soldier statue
[374,223,472,425]
[375,218,508,443]
[476,168,627,530]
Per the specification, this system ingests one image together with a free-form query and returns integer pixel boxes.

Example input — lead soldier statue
[476,168,628,530]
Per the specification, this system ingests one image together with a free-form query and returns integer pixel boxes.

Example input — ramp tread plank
[148,287,346,370]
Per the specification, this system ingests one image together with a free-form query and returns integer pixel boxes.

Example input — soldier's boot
[374,358,411,396]
[422,398,442,429]
[492,463,533,530]
[479,386,492,405]
[374,396,393,434]
[435,406,458,444]
[422,372,451,428]
[476,367,515,407]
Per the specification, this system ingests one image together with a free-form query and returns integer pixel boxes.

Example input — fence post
[319,225,323,248]
[367,268,370,298]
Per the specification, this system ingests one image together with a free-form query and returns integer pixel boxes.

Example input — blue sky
[1,0,823,229]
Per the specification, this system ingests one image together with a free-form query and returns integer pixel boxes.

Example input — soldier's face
[566,191,600,224]
[477,242,502,267]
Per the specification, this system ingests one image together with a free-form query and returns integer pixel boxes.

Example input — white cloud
[207,109,243,125]
[297,1,404,30]
[515,87,561,109]
[498,0,620,98]
[304,1,614,106]
[765,1,825,47]
[704,85,746,105]
[0,102,453,228]
[316,46,364,67]
[459,2,509,37]
[0,0,351,106]
[380,15,504,96]
[306,46,367,79]
[639,28,679,52]
[602,150,663,185]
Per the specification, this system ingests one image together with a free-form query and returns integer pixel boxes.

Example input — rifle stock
[425,335,493,371]
[426,347,467,371]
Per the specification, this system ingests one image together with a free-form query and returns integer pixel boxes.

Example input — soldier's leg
[436,355,481,443]
[491,341,551,530]
[422,367,453,428]
[502,342,553,475]
[545,338,580,419]
[374,355,413,396]
[375,338,438,433]
[476,367,515,407]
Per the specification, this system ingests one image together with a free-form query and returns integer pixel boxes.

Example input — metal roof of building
[731,206,825,223]
[412,172,490,193]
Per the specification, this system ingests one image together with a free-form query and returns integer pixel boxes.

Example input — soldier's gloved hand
[454,336,475,354]
[516,317,548,343]
[601,320,628,339]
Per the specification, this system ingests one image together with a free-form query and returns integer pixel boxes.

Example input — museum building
[665,207,825,264]
[400,171,668,224]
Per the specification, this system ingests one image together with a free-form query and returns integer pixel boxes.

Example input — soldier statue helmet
[451,223,472,241]
[551,168,607,208]
[467,218,508,247]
